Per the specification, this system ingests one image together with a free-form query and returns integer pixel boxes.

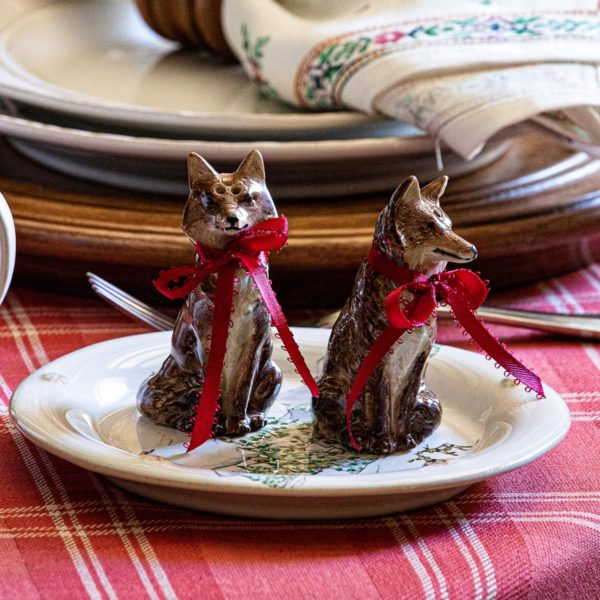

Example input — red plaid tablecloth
[1,268,599,600]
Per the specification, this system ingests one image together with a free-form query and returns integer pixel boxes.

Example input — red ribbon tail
[447,291,545,398]
[345,327,405,449]
[238,255,320,398]
[154,262,223,301]
[187,263,236,452]
[154,266,204,300]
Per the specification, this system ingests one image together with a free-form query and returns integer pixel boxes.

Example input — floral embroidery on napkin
[240,23,280,100]
[295,14,600,109]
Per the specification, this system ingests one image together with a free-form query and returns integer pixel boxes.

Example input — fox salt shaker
[314,176,477,454]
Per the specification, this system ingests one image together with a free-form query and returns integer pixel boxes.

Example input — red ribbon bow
[154,215,319,451]
[345,246,545,449]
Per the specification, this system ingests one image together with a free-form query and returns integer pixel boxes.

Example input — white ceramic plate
[0,101,509,197]
[0,191,15,305]
[10,329,570,519]
[0,0,403,140]
[0,99,433,162]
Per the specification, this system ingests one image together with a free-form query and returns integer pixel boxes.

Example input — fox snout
[434,232,477,263]
[220,204,249,235]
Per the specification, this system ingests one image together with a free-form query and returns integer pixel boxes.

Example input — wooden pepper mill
[134,0,234,58]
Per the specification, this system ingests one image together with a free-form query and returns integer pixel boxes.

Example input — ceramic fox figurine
[138,150,282,437]
[314,175,477,454]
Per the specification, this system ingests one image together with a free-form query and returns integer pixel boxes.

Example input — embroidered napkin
[221,0,600,158]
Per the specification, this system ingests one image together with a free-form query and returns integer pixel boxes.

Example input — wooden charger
[3,133,600,309]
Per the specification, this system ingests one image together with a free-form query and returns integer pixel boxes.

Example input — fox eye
[231,185,243,195]
[240,193,255,206]
[201,194,218,211]
[425,222,437,233]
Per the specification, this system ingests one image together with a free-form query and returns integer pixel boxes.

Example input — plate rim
[9,329,571,498]
[0,191,15,304]
[0,0,387,135]
[0,107,436,162]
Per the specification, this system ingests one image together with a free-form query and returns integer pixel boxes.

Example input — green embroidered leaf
[240,23,249,52]
[323,64,343,80]
[254,36,271,59]
[319,46,336,65]
[451,18,478,28]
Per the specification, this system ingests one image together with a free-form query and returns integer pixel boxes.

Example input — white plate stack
[0,0,507,198]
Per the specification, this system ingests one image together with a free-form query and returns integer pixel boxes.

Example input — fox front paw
[222,416,252,437]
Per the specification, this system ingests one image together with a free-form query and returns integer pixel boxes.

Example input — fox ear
[235,149,265,182]
[390,175,421,212]
[421,175,448,203]
[188,152,218,190]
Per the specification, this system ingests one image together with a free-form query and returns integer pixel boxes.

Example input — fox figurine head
[374,175,477,272]
[182,149,277,249]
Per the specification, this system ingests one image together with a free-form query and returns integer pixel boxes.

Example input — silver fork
[87,272,600,340]
[87,272,175,331]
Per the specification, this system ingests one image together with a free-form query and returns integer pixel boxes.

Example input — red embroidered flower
[374,30,405,44]
[248,59,265,84]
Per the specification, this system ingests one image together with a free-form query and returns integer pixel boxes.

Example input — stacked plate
[0,0,509,198]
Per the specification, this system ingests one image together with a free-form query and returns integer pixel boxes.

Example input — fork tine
[92,284,175,331]
[91,285,175,331]
[90,282,173,331]
[87,272,175,331]
[87,272,156,310]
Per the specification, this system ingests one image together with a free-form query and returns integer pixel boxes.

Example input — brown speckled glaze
[137,150,281,437]
[314,176,477,454]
